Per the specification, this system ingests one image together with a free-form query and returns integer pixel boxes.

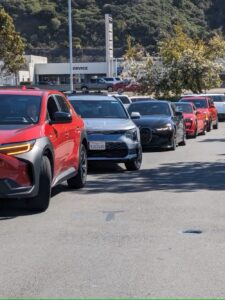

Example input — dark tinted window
[208,96,225,102]
[128,102,171,116]
[55,95,70,113]
[181,98,208,108]
[117,96,130,104]
[175,103,193,113]
[0,94,41,124]
[70,100,128,119]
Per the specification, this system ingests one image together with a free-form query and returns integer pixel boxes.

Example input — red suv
[0,88,87,212]
[180,96,218,132]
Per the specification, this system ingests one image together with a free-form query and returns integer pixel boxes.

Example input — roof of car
[0,88,45,97]
[68,94,118,101]
[180,96,208,100]
[129,100,169,104]
[199,93,225,96]
[130,96,153,99]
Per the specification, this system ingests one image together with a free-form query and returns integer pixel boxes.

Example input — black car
[128,101,186,150]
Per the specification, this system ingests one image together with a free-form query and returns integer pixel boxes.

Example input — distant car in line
[174,102,206,138]
[179,96,218,131]
[199,94,225,121]
[128,100,186,150]
[68,94,142,171]
[111,94,132,109]
[80,77,121,92]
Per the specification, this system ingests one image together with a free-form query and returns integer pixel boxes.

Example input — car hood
[0,124,42,145]
[84,118,135,132]
[183,113,195,119]
[132,115,172,128]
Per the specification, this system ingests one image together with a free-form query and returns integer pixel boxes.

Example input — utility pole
[68,0,74,91]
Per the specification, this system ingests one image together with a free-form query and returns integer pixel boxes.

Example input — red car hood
[182,113,195,119]
[0,124,42,145]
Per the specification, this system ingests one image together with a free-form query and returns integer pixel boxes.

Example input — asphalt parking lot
[1,123,225,298]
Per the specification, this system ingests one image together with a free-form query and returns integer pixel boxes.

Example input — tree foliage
[0,0,224,59]
[0,8,25,74]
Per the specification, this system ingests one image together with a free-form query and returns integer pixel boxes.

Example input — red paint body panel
[0,153,31,186]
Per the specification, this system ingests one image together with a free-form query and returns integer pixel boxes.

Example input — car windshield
[128,102,171,116]
[70,99,128,119]
[182,98,208,108]
[0,94,41,124]
[210,95,225,102]
[175,103,193,113]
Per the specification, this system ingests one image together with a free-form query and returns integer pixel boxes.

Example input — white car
[199,94,225,121]
[111,94,132,109]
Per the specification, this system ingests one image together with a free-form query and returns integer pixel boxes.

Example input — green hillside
[0,0,224,61]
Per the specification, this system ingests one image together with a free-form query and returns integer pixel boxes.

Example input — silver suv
[68,94,142,171]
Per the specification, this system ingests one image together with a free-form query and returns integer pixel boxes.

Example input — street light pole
[68,0,74,91]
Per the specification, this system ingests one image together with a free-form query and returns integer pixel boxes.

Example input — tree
[157,25,225,95]
[0,8,25,78]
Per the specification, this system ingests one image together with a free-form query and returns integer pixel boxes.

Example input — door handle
[65,133,69,138]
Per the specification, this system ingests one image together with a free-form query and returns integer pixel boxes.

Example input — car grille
[88,142,128,158]
[140,127,152,145]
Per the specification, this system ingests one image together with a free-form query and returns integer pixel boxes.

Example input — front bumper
[139,127,174,148]
[0,138,52,199]
[87,134,141,162]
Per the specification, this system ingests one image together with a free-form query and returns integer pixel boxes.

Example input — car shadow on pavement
[0,199,38,220]
[80,161,225,194]
[199,138,225,143]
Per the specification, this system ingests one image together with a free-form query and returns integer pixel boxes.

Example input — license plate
[89,141,106,150]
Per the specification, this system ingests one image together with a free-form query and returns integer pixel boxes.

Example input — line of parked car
[0,87,221,212]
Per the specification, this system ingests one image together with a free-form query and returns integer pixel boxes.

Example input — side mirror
[131,112,141,119]
[50,112,72,124]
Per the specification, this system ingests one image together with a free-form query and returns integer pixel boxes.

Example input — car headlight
[0,140,35,156]
[156,123,173,131]
[125,129,138,141]
[203,112,209,120]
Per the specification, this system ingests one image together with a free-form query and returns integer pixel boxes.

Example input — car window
[47,96,60,120]
[118,96,130,104]
[0,94,42,124]
[181,99,208,108]
[55,95,70,114]
[70,99,128,119]
[175,103,193,113]
[210,95,225,102]
[128,102,171,116]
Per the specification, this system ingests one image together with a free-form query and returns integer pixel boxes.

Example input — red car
[0,88,87,212]
[174,102,206,137]
[112,81,140,93]
[180,96,218,132]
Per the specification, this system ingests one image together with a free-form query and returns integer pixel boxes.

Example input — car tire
[67,144,87,189]
[27,156,52,212]
[179,133,186,146]
[171,135,176,151]
[201,124,206,135]
[207,119,212,132]
[125,148,142,171]
[213,119,219,129]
